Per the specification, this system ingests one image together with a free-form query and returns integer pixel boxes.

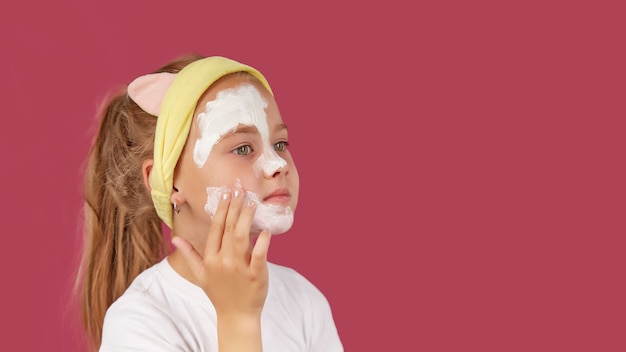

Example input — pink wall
[1,0,624,351]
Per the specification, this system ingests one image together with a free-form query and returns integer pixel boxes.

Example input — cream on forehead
[193,83,287,175]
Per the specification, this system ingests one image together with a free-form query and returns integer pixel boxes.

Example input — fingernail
[233,189,242,198]
[221,191,231,200]
[246,200,256,208]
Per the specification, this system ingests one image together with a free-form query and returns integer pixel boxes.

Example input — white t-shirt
[100,258,343,351]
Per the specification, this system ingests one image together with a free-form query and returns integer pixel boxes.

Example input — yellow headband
[132,56,273,228]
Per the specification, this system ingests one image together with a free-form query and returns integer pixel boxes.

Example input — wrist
[217,313,263,352]
[217,311,262,331]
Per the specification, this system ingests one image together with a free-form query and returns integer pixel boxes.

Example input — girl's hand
[171,187,271,320]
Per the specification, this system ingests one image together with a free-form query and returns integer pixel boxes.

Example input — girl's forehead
[194,81,281,124]
[190,82,276,168]
[196,77,270,109]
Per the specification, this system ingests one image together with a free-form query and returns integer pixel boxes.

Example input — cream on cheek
[204,183,294,235]
[193,84,293,235]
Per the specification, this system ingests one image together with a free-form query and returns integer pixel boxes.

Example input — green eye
[274,141,289,152]
[233,145,252,155]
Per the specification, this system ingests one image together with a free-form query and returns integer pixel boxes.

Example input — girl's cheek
[233,176,257,194]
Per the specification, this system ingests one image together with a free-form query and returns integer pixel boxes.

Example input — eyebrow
[220,125,259,140]
[233,125,259,134]
[221,123,288,140]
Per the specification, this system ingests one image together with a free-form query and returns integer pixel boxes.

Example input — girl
[78,54,343,351]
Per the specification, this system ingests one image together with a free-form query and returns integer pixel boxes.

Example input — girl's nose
[255,148,287,178]
[267,163,288,178]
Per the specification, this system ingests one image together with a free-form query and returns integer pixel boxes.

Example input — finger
[232,199,257,256]
[171,236,205,277]
[206,189,231,256]
[220,187,246,253]
[250,230,271,272]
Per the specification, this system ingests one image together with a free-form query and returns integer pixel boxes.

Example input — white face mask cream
[194,83,293,234]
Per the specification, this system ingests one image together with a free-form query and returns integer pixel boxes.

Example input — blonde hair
[78,53,203,350]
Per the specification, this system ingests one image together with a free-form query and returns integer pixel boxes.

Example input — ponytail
[78,53,204,350]
[81,91,164,349]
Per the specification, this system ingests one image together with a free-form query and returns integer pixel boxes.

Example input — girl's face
[173,76,299,238]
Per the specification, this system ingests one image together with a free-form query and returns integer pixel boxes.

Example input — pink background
[1,0,624,351]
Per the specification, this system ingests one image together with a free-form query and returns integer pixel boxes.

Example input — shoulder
[102,262,172,327]
[266,263,344,351]
[103,266,172,323]
[106,260,170,313]
[267,262,333,312]
[268,262,324,296]
[103,258,201,326]
[100,261,193,350]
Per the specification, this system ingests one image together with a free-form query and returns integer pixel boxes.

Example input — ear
[169,187,187,207]
[141,159,154,192]
[127,72,176,116]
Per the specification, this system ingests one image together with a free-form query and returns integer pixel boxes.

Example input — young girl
[78,54,343,351]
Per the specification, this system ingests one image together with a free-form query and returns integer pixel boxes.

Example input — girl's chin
[250,211,294,235]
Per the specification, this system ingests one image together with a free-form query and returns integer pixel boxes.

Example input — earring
[173,202,180,214]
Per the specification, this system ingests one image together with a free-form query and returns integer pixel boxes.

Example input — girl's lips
[263,189,291,204]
